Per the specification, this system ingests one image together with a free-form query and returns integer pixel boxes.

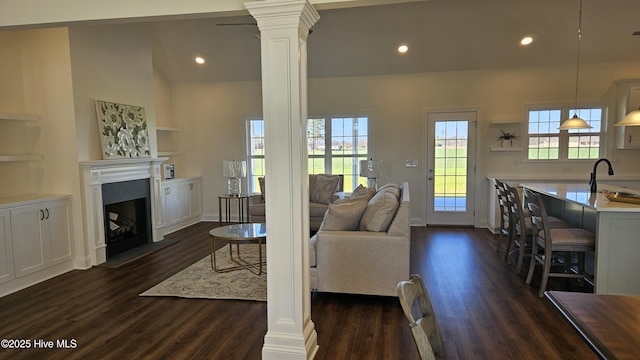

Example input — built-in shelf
[490,146,522,152]
[156,126,183,132]
[490,120,521,125]
[0,155,43,162]
[0,113,40,122]
[156,126,183,158]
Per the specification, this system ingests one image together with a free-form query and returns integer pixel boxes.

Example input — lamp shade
[222,160,246,178]
[359,159,376,178]
[559,114,592,130]
[614,109,640,126]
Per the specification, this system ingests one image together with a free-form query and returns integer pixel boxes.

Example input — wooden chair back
[397,274,446,360]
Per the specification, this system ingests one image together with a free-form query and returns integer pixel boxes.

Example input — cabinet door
[189,180,202,217]
[11,205,47,277]
[179,181,191,220]
[617,126,640,149]
[179,179,202,220]
[162,183,180,225]
[0,210,14,284]
[46,201,72,265]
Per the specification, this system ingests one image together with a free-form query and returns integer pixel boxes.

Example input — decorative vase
[501,139,512,147]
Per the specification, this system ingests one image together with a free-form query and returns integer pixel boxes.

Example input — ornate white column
[245,1,319,359]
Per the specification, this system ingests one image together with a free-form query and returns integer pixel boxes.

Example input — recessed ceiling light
[398,45,409,53]
[195,56,206,64]
[520,36,534,46]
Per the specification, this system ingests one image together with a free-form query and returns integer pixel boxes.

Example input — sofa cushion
[319,197,369,231]
[309,202,330,218]
[359,190,400,232]
[311,174,341,205]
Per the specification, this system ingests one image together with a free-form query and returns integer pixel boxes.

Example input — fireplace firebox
[102,179,151,258]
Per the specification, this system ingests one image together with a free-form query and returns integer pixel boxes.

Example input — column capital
[246,0,319,37]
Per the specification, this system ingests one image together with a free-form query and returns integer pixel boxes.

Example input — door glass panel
[433,120,468,212]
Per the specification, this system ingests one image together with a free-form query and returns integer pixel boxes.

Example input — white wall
[0,27,85,261]
[172,81,263,217]
[172,61,640,226]
[68,22,157,161]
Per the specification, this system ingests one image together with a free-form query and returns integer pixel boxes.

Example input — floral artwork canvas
[95,100,151,159]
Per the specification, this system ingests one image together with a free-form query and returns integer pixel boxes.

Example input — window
[247,119,265,193]
[308,116,370,191]
[527,107,603,160]
[247,116,370,192]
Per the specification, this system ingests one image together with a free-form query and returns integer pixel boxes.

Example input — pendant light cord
[573,0,583,114]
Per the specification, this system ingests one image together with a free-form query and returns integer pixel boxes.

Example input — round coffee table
[208,223,266,275]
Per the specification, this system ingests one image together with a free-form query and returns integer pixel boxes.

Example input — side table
[218,194,250,224]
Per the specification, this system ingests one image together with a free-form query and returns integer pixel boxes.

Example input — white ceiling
[151,0,640,83]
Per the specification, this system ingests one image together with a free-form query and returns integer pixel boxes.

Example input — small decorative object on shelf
[163,163,175,179]
[497,130,518,147]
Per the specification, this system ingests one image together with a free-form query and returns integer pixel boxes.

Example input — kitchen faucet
[589,158,614,193]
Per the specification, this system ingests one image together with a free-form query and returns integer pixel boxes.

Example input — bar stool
[524,189,595,297]
[505,184,571,274]
[493,179,512,258]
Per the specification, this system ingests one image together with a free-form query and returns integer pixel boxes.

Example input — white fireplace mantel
[79,158,167,266]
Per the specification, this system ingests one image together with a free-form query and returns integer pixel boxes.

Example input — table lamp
[223,160,246,195]
[359,158,382,189]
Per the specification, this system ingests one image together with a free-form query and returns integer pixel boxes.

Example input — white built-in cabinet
[0,210,13,284]
[0,195,73,296]
[180,180,202,220]
[159,177,202,232]
[615,80,640,149]
[10,199,72,277]
[161,181,181,225]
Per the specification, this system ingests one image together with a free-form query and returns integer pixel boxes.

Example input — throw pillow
[377,183,401,199]
[352,184,376,199]
[311,174,340,205]
[258,177,266,201]
[359,190,400,232]
[319,197,369,231]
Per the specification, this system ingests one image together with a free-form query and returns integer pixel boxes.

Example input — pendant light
[614,107,640,126]
[559,0,592,130]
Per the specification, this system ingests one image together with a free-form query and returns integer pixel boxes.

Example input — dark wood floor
[0,222,597,360]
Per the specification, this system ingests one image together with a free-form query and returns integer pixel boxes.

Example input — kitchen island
[521,183,640,296]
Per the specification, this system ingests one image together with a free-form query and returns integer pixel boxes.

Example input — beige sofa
[309,182,410,297]
[248,174,344,230]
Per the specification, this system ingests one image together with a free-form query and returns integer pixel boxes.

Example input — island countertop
[521,183,640,212]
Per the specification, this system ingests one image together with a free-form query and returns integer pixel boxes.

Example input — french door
[425,111,477,225]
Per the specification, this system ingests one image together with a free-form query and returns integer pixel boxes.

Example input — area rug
[139,244,266,301]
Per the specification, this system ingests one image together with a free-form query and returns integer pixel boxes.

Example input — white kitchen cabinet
[10,199,72,278]
[615,81,640,149]
[0,210,13,284]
